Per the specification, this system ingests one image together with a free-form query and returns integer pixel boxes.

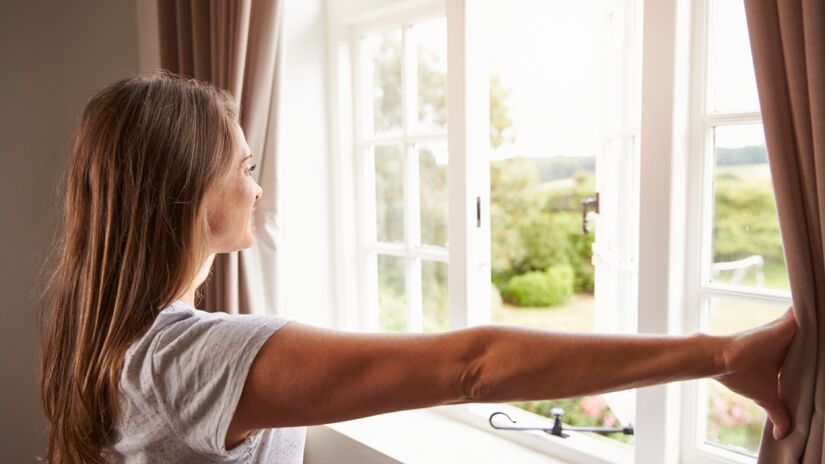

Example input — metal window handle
[489,408,633,439]
[581,192,600,235]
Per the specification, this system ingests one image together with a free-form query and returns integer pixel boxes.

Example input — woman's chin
[242,230,256,248]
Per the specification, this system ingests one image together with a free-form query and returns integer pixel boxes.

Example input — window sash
[681,0,791,462]
[353,5,451,333]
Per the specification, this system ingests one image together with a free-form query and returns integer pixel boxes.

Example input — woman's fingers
[760,380,790,439]
[768,308,795,439]
[714,307,797,440]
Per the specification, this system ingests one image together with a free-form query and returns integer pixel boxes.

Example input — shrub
[512,212,569,274]
[553,212,595,293]
[500,265,574,307]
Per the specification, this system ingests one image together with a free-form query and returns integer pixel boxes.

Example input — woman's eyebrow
[242,154,253,162]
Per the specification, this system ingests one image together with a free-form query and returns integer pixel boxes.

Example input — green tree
[490,73,515,149]
[371,32,402,132]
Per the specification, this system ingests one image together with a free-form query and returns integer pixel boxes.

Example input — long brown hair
[39,71,239,463]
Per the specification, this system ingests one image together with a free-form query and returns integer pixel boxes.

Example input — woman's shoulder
[126,300,292,364]
[116,300,297,459]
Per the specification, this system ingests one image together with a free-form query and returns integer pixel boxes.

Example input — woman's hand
[713,308,797,440]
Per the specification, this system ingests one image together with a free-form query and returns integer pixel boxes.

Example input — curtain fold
[745,0,825,461]
[157,0,284,315]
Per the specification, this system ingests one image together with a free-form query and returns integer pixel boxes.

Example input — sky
[485,0,762,159]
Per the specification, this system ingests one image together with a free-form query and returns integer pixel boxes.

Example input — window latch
[489,408,633,439]
[581,192,600,235]
[476,196,481,228]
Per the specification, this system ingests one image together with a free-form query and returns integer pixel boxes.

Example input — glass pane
[488,0,636,447]
[375,145,404,243]
[704,298,787,455]
[422,260,448,332]
[420,143,448,246]
[710,124,788,291]
[708,0,760,113]
[364,29,402,133]
[378,255,406,332]
[414,17,447,132]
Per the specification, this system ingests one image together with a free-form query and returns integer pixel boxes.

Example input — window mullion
[401,25,423,332]
[355,31,380,332]
[405,143,424,331]
[363,132,447,146]
[702,112,761,127]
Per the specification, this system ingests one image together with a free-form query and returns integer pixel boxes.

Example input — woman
[40,72,796,463]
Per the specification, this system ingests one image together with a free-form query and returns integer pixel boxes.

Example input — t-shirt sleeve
[149,311,292,457]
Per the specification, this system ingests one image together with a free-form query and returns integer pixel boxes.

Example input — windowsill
[305,405,633,464]
[306,407,565,464]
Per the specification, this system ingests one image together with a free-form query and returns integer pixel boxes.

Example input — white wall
[0,1,141,460]
[279,0,336,327]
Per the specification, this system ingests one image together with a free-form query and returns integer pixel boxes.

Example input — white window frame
[327,0,461,333]
[328,1,785,463]
[679,1,792,464]
[329,0,492,335]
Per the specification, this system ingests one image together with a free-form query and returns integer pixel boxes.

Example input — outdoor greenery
[713,162,784,267]
[491,164,596,306]
[499,265,574,307]
[707,382,765,454]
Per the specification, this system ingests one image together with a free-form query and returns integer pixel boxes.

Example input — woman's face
[205,124,263,253]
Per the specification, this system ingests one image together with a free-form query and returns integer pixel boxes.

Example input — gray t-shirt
[110,300,306,463]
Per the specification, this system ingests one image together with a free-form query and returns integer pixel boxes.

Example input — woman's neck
[179,253,216,307]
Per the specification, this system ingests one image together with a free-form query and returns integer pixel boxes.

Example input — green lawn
[492,293,595,332]
[712,259,790,291]
[707,298,788,335]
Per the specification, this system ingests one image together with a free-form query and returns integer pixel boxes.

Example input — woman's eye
[249,164,257,173]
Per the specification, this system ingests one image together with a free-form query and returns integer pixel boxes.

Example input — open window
[328,0,788,462]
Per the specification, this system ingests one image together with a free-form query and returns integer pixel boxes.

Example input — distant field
[715,162,772,182]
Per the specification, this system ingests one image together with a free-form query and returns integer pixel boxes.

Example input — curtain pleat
[157,0,283,316]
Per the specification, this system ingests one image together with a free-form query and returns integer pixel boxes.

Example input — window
[681,0,791,462]
[328,1,787,463]
[355,13,452,334]
[487,0,640,454]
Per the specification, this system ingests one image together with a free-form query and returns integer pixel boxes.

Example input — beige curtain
[745,0,825,462]
[158,0,284,315]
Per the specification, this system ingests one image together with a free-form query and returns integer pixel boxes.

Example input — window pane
[487,0,637,446]
[364,29,402,133]
[422,260,448,332]
[378,255,406,332]
[375,145,404,243]
[708,0,760,113]
[704,298,787,455]
[420,143,448,246]
[414,17,447,132]
[710,124,788,291]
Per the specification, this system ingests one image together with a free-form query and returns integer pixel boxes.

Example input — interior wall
[0,1,141,461]
[0,0,336,459]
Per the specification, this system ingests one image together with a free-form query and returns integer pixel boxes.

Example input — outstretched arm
[227,309,795,447]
